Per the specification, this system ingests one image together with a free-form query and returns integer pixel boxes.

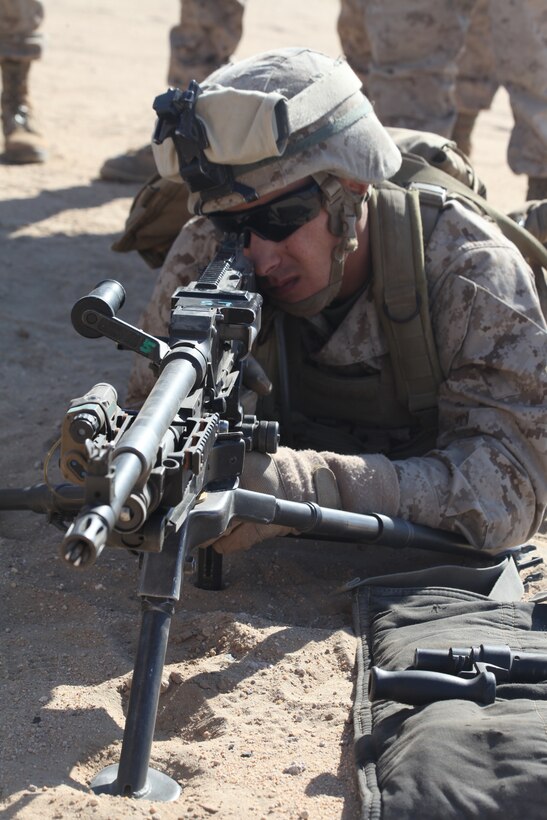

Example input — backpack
[111,129,547,418]
[370,133,547,415]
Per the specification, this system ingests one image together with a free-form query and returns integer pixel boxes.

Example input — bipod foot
[90,763,181,801]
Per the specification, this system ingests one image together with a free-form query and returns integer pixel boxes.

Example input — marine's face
[209,178,339,305]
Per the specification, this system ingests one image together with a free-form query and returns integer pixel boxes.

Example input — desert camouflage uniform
[338,0,498,118]
[454,0,498,117]
[0,0,45,164]
[359,0,547,177]
[99,0,246,181]
[167,0,246,89]
[0,0,42,59]
[126,194,547,552]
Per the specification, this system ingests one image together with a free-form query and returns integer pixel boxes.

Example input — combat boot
[1,59,46,164]
[451,111,478,157]
[527,177,547,202]
[99,143,157,183]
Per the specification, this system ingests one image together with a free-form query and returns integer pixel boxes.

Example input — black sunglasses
[208,180,323,243]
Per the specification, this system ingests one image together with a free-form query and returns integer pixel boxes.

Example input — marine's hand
[210,447,342,554]
[211,518,293,555]
[207,447,401,554]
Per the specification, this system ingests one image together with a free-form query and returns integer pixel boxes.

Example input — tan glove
[211,447,401,555]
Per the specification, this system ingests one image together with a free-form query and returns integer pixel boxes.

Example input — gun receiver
[59,239,271,572]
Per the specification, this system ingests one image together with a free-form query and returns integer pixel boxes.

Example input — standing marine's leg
[100,0,246,184]
[362,0,475,137]
[167,0,245,88]
[489,0,547,199]
[337,0,371,90]
[0,0,46,163]
[453,0,498,156]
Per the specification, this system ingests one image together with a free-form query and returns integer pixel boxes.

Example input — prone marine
[127,47,547,557]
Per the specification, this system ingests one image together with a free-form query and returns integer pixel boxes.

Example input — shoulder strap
[394,154,547,272]
[369,183,443,417]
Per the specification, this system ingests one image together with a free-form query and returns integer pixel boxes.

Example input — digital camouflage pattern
[337,0,371,88]
[454,0,498,116]
[359,0,547,176]
[338,0,498,117]
[393,200,546,549]
[167,0,245,89]
[167,0,502,141]
[168,0,498,123]
[126,194,547,553]
[0,0,43,60]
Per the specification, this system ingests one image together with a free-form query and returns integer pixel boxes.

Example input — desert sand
[0,2,544,818]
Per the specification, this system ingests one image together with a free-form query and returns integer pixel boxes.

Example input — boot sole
[2,149,47,164]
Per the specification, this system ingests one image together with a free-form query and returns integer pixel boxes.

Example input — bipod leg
[91,533,185,800]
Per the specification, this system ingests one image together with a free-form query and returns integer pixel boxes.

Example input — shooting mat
[351,558,547,819]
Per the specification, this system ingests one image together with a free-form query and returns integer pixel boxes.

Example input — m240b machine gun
[0,238,476,801]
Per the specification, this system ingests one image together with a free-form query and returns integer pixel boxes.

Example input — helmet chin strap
[271,174,367,318]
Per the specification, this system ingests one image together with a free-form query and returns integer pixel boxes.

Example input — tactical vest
[254,306,439,458]
[377,153,547,416]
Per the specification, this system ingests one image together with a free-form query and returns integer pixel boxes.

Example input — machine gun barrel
[60,353,202,568]
[413,644,547,683]
[258,494,474,555]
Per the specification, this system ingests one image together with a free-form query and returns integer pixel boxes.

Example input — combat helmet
[152,47,402,314]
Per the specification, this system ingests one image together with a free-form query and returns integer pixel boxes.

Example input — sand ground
[0,2,545,818]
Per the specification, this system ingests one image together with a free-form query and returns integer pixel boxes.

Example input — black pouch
[352,559,547,819]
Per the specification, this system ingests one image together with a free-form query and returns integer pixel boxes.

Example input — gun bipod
[90,531,185,800]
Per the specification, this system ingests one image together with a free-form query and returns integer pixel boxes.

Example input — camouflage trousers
[338,0,547,176]
[339,0,498,115]
[167,0,246,89]
[0,0,43,61]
